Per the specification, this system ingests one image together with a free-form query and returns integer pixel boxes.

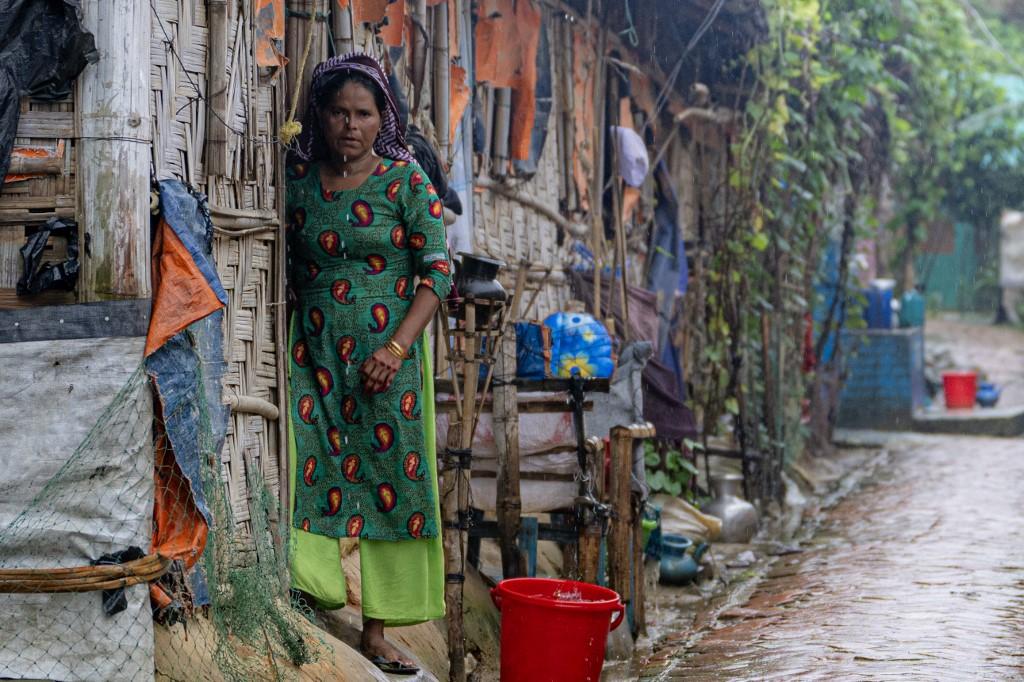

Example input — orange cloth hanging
[475,0,541,161]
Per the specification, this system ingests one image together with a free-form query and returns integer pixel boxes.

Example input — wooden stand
[438,297,510,682]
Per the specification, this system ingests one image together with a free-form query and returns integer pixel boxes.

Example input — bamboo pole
[273,60,291,559]
[77,0,151,301]
[590,3,607,319]
[411,0,429,114]
[331,1,354,55]
[442,303,477,682]
[207,0,230,177]
[492,87,512,179]
[493,266,528,578]
[476,86,495,181]
[432,2,451,160]
[476,178,589,238]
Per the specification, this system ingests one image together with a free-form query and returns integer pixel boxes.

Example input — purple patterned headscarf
[289,52,414,165]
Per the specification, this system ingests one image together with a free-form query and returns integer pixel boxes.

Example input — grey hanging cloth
[0,0,98,184]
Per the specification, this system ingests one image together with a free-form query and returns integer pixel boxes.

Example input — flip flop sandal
[367,654,420,676]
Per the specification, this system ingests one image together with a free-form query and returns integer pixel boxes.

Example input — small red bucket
[943,371,977,409]
[491,578,625,682]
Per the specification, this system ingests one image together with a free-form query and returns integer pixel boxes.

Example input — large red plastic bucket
[491,578,625,682]
[943,371,977,409]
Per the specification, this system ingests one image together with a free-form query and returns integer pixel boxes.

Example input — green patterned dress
[286,158,452,542]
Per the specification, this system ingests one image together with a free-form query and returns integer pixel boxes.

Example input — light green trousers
[288,332,445,626]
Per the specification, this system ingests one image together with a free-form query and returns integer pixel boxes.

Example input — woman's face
[319,81,382,163]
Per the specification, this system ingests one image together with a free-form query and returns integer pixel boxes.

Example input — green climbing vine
[685,0,1024,500]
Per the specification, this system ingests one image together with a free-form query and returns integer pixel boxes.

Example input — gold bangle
[384,339,407,360]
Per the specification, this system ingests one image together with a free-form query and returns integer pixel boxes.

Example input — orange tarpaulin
[149,420,209,609]
[475,0,541,162]
[351,0,389,23]
[145,219,225,357]
[381,0,406,46]
[255,0,287,67]
[3,141,64,184]
[450,63,470,142]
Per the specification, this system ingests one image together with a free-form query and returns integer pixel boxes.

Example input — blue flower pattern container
[543,312,614,379]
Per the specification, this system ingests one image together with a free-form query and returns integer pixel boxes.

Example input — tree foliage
[683,0,1024,499]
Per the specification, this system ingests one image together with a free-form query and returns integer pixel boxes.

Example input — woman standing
[286,53,451,675]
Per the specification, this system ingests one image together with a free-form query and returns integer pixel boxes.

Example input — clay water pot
[659,535,709,585]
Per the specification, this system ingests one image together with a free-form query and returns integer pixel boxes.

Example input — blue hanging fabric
[646,161,687,354]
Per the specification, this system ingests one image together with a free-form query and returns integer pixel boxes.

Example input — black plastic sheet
[16,216,80,295]
[0,0,97,184]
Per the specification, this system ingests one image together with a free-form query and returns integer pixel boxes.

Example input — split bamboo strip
[431,2,450,159]
[0,555,171,594]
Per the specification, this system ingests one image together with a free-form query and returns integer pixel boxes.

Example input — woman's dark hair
[314,70,387,114]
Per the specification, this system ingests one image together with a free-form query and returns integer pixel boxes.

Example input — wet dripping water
[648,435,1024,680]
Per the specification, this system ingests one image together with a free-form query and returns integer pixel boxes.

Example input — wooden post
[608,427,633,607]
[431,2,450,160]
[576,436,603,583]
[77,0,151,302]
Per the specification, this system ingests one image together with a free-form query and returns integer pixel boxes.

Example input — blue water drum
[543,311,614,379]
[864,279,895,329]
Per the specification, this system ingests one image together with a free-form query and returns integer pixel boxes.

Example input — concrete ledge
[912,406,1024,437]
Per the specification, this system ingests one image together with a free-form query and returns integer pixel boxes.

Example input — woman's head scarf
[289,52,414,165]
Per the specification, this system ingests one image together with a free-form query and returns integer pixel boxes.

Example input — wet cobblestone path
[647,435,1024,680]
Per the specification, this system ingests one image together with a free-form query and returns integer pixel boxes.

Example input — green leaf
[725,397,740,415]
[751,232,770,252]
[678,458,700,477]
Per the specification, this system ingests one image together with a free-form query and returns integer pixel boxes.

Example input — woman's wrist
[384,338,408,360]
[390,331,415,353]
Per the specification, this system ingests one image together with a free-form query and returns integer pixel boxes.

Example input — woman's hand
[360,346,403,394]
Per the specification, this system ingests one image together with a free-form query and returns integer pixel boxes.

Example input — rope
[280,1,322,146]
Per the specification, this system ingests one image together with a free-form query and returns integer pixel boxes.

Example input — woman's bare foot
[360,617,416,667]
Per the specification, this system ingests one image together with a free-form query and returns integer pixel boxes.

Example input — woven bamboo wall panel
[150,0,283,535]
[473,105,571,321]
[0,99,77,309]
[151,0,208,185]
